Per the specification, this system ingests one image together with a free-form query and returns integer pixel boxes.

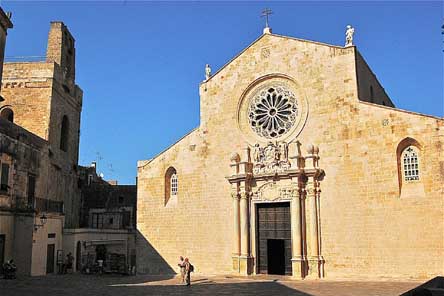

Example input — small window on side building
[60,115,69,152]
[0,163,10,192]
[27,175,36,207]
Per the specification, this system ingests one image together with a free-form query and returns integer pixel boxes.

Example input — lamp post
[34,214,48,231]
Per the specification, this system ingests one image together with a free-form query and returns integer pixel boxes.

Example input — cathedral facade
[136,29,443,279]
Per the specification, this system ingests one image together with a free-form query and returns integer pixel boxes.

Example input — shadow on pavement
[110,281,314,296]
[0,274,314,296]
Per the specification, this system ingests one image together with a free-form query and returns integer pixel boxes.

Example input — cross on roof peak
[261,8,273,28]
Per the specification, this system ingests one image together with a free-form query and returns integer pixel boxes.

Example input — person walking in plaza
[177,256,186,284]
[184,257,193,286]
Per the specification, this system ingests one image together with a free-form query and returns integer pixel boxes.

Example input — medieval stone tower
[1,22,83,230]
[1,21,83,165]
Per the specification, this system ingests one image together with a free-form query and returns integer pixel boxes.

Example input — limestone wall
[30,215,63,276]
[355,51,394,107]
[13,214,34,275]
[0,213,14,264]
[1,62,54,140]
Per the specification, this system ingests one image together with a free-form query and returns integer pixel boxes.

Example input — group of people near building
[178,256,193,286]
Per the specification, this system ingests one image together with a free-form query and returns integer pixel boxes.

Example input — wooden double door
[256,202,292,275]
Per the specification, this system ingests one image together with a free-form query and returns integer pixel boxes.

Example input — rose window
[248,85,298,139]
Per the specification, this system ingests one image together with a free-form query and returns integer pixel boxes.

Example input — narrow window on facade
[171,174,178,196]
[0,108,13,122]
[60,115,69,152]
[0,163,10,192]
[164,167,177,206]
[27,175,36,208]
[92,213,104,229]
[402,146,420,181]
[370,86,374,103]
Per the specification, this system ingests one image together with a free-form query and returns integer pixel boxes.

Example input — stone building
[0,20,82,276]
[137,26,444,279]
[63,163,137,274]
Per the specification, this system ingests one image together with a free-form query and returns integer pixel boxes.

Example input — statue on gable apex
[345,24,355,47]
[205,64,212,80]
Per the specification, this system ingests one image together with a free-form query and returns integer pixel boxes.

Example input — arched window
[165,167,177,206]
[396,138,423,198]
[171,173,178,196]
[401,146,420,181]
[0,108,13,122]
[60,115,69,152]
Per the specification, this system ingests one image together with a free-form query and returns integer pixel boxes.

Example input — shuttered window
[0,163,10,192]
[27,175,36,207]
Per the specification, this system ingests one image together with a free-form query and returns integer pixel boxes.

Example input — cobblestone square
[0,274,421,296]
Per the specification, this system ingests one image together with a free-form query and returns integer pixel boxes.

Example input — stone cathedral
[137,26,444,279]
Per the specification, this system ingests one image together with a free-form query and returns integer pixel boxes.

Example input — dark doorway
[76,241,81,271]
[257,202,292,275]
[96,244,107,261]
[267,239,285,275]
[0,235,5,274]
[46,244,55,274]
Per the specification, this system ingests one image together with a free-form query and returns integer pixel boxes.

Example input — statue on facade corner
[345,24,355,47]
[205,64,211,80]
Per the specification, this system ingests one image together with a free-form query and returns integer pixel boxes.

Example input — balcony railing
[0,195,64,214]
[35,197,64,214]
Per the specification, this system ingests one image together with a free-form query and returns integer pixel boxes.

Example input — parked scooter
[3,259,16,279]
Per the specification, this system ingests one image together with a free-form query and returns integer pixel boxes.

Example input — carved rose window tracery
[248,85,298,139]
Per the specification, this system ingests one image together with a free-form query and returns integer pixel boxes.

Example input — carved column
[305,177,320,278]
[291,181,303,278]
[315,180,325,278]
[239,189,249,256]
[239,187,253,274]
[231,185,241,272]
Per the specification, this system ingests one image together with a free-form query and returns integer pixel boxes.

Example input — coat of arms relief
[252,141,291,174]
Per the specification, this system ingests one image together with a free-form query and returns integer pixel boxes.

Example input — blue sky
[2,1,443,184]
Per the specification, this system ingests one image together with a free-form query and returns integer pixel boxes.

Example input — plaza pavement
[0,273,422,296]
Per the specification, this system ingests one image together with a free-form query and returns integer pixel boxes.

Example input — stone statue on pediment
[345,25,355,47]
[205,64,211,80]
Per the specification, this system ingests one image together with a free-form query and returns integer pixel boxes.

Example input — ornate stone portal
[227,142,325,279]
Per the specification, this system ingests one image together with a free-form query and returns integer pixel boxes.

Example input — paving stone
[0,274,422,296]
